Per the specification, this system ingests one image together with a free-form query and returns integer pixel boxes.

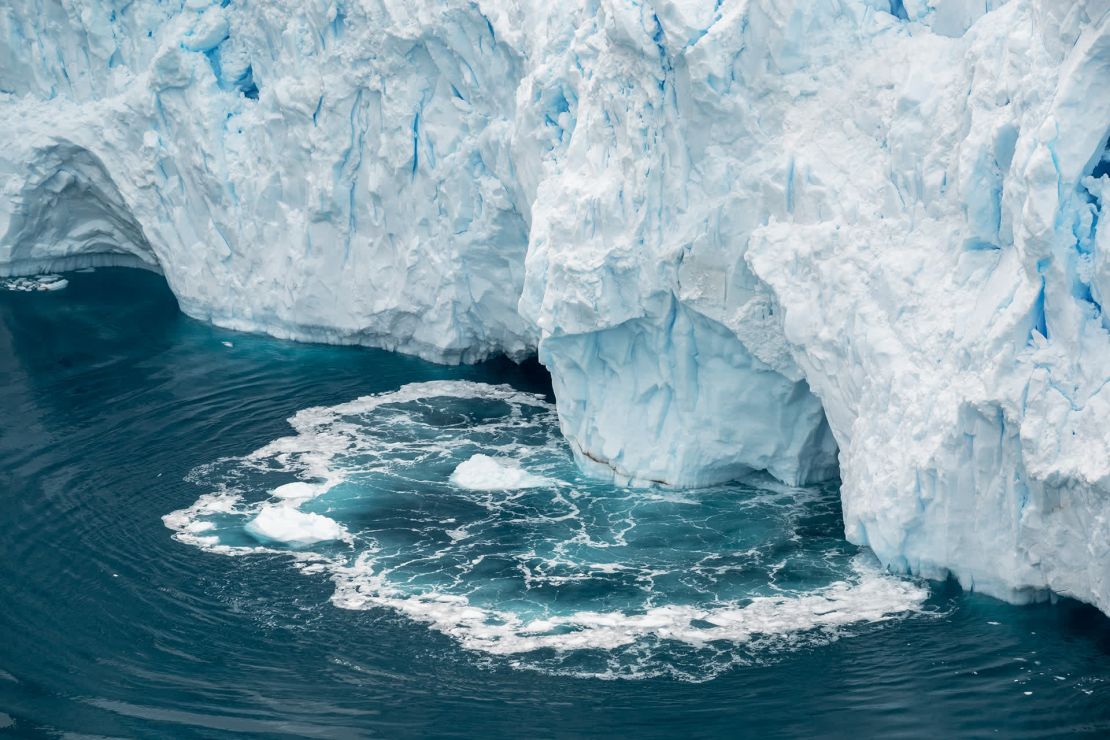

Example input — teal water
[2,269,1109,738]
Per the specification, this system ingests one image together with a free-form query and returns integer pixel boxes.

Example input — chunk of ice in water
[2,275,68,292]
[245,505,345,546]
[271,482,319,500]
[449,454,554,490]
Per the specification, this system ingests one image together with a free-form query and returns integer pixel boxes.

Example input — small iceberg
[244,505,345,547]
[450,454,554,490]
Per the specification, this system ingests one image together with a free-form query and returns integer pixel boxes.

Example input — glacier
[2,0,1110,615]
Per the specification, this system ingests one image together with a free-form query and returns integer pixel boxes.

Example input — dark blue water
[2,269,1110,738]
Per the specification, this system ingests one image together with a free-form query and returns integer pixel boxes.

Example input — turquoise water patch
[166,381,927,680]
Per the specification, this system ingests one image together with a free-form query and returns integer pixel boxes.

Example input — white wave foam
[328,553,927,655]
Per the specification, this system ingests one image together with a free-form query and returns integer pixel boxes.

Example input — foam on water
[164,381,930,680]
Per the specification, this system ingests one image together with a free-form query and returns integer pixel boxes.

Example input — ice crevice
[4,0,1110,616]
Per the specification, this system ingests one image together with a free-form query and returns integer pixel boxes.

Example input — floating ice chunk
[38,276,67,291]
[271,482,319,500]
[244,506,345,547]
[449,454,554,490]
[2,275,68,292]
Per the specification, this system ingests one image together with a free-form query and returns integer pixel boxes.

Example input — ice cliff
[2,0,1109,615]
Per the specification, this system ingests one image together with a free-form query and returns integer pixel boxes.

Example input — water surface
[1,269,1109,738]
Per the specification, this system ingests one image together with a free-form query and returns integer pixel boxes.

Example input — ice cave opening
[0,143,161,278]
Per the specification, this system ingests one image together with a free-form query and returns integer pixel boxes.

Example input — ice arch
[0,142,160,276]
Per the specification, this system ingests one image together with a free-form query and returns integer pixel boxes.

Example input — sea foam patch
[165,381,930,680]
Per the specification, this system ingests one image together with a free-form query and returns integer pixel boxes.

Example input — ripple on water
[164,381,930,681]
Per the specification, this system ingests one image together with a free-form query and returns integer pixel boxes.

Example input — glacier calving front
[2,0,1109,614]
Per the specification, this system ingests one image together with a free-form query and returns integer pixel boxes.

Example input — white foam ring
[328,554,926,653]
[164,381,930,681]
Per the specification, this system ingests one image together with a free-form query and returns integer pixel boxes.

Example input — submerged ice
[164,382,928,680]
[5,1,1110,615]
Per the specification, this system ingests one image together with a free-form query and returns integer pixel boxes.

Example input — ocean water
[2,268,1110,738]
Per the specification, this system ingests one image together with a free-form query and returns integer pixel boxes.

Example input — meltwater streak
[165,381,929,680]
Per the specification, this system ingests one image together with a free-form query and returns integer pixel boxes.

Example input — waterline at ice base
[2,0,1110,733]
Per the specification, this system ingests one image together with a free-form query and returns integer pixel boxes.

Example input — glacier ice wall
[3,0,1110,614]
[0,0,537,362]
[540,298,838,488]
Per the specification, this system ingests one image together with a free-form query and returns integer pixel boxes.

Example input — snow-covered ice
[245,506,346,547]
[270,482,320,500]
[5,0,1110,615]
[450,454,554,490]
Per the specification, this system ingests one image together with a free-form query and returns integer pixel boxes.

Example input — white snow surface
[4,0,1110,613]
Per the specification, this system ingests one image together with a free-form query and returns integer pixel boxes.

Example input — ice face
[6,1,1110,616]
[0,0,538,363]
[540,299,838,488]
